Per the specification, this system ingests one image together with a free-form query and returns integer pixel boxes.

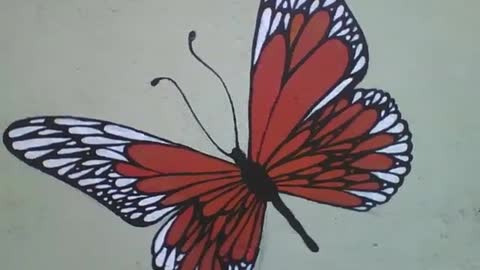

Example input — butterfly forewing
[249,0,369,163]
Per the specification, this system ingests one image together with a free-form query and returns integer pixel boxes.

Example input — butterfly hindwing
[249,0,369,163]
[266,89,412,211]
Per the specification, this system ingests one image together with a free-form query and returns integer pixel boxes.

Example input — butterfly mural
[3,0,413,269]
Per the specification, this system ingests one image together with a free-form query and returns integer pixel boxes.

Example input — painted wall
[1,0,479,269]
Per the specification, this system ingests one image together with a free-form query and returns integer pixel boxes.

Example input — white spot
[139,196,163,206]
[307,78,353,118]
[38,129,62,135]
[95,165,111,175]
[115,178,136,187]
[390,167,407,175]
[55,118,100,126]
[323,0,335,8]
[112,194,126,199]
[334,5,344,20]
[154,218,176,253]
[395,155,410,162]
[12,138,69,150]
[24,149,53,159]
[104,125,165,143]
[82,136,129,145]
[82,160,109,166]
[69,127,103,135]
[352,56,366,74]
[96,184,112,189]
[383,188,395,195]
[254,8,273,63]
[349,191,387,202]
[310,0,320,13]
[30,118,45,124]
[9,126,45,138]
[78,178,106,186]
[120,207,136,213]
[352,91,363,103]
[131,213,142,219]
[96,149,127,161]
[58,164,76,175]
[43,158,79,168]
[145,207,174,223]
[370,114,398,134]
[372,172,400,183]
[329,21,343,37]
[378,143,408,154]
[155,248,168,268]
[69,168,94,179]
[270,12,282,34]
[165,248,176,270]
[387,123,405,134]
[108,145,125,152]
[58,147,90,155]
[354,44,363,59]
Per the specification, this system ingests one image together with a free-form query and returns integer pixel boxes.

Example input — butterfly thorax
[229,147,278,202]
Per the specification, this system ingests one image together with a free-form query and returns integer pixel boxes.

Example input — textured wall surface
[1,0,479,269]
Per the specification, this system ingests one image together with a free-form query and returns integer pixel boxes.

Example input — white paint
[104,124,164,143]
[68,168,94,179]
[55,118,100,126]
[96,149,127,161]
[83,160,110,166]
[58,147,90,155]
[82,136,129,145]
[254,8,272,63]
[24,149,53,159]
[43,158,79,168]
[115,178,136,187]
[78,178,106,186]
[352,56,366,74]
[69,127,103,135]
[372,172,400,183]
[154,218,176,253]
[58,164,76,175]
[378,143,408,154]
[370,114,398,134]
[145,207,174,223]
[12,138,69,150]
[9,126,44,138]
[95,165,111,176]
[306,78,353,118]
[139,196,163,206]
[349,190,387,202]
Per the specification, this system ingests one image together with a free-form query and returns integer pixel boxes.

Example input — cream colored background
[1,0,479,269]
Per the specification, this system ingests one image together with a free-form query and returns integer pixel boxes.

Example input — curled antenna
[187,30,240,149]
[151,77,230,157]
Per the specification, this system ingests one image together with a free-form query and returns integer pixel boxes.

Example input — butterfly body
[229,147,278,202]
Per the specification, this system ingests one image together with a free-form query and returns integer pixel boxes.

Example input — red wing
[152,198,266,270]
[3,116,240,226]
[249,0,369,163]
[266,89,412,211]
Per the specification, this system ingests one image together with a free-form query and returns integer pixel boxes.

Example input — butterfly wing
[152,197,266,270]
[3,116,241,226]
[265,89,412,211]
[249,0,368,163]
[4,116,267,270]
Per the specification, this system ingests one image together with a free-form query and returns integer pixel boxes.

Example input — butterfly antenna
[187,30,240,149]
[150,77,230,157]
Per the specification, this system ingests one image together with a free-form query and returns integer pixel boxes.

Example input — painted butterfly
[3,0,413,270]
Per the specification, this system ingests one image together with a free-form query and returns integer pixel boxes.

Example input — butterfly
[3,0,413,270]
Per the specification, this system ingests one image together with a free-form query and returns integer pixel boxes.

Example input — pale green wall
[1,0,479,269]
